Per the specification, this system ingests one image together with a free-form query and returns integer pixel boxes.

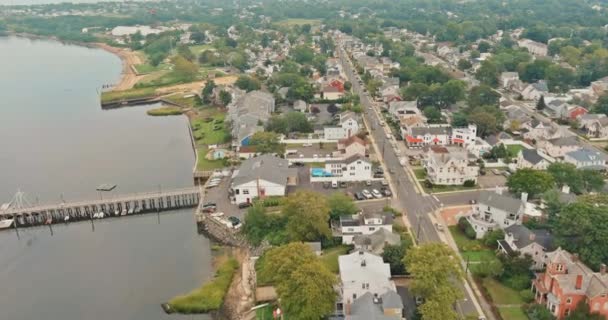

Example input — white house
[500,72,520,89]
[229,154,297,204]
[324,155,372,182]
[516,149,553,170]
[497,224,554,270]
[579,114,608,139]
[333,136,367,159]
[467,189,527,239]
[521,81,549,101]
[423,146,479,186]
[518,39,548,56]
[563,148,608,170]
[337,211,394,244]
[404,124,477,149]
[537,136,580,158]
[324,112,360,140]
[338,251,396,305]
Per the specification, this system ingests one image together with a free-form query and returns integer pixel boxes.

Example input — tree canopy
[283,191,331,242]
[506,169,555,199]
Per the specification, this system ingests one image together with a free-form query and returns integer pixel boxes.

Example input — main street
[337,45,485,319]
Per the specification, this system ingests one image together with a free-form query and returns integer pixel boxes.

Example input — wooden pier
[1,187,201,228]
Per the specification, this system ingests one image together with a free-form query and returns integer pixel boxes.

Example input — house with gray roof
[517,149,553,170]
[353,228,401,255]
[521,80,548,100]
[229,154,297,204]
[338,211,394,244]
[228,90,275,146]
[337,251,397,316]
[498,224,554,270]
[580,113,608,139]
[341,291,403,319]
[537,136,581,158]
[467,189,527,238]
[563,148,608,170]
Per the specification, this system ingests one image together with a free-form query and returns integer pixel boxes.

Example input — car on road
[372,189,383,198]
[469,199,477,204]
[381,188,392,197]
[291,161,305,167]
[210,212,224,218]
[354,192,365,201]
[203,202,216,208]
[362,189,373,199]
[238,202,252,209]
[389,168,396,174]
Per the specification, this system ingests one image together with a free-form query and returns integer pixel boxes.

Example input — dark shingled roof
[504,224,554,250]
[521,149,545,165]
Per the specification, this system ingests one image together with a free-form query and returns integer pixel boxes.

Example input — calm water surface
[0,36,212,320]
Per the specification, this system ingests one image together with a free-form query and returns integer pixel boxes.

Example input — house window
[350,172,355,176]
[347,228,354,232]
[550,304,556,313]
[566,297,572,304]
[565,309,570,316]
[369,227,375,231]
[235,189,240,195]
[350,166,355,170]
[557,264,563,272]
[353,294,357,300]
[243,190,249,195]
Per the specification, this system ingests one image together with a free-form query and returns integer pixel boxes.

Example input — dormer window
[557,264,564,272]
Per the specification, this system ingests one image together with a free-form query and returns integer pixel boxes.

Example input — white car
[381,179,389,186]
[362,189,373,199]
[372,189,383,198]
[302,143,312,147]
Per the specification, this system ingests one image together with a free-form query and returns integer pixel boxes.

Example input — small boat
[134,208,141,214]
[64,216,70,222]
[98,212,105,219]
[92,212,99,219]
[121,209,127,216]
[127,208,134,215]
[0,218,14,229]
[114,210,120,216]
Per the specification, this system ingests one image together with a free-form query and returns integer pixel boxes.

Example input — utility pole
[416,213,422,242]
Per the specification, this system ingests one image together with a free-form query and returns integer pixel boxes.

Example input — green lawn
[320,245,351,274]
[137,71,199,88]
[146,106,183,116]
[100,87,156,104]
[413,168,426,180]
[461,250,497,262]
[133,63,168,75]
[482,278,525,305]
[191,112,228,145]
[506,144,526,157]
[256,304,275,320]
[497,306,528,320]
[189,44,214,55]
[163,93,202,109]
[196,146,227,171]
[423,183,479,194]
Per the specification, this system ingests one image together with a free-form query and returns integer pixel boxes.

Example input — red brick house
[532,248,608,319]
[568,106,588,120]
[328,79,345,92]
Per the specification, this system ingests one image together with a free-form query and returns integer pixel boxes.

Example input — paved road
[337,46,482,318]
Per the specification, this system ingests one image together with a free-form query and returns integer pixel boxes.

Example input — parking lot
[478,170,507,188]
[201,172,249,220]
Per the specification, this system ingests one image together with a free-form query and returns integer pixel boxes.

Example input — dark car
[203,202,217,208]
[238,202,252,209]
[228,216,241,226]
[355,192,365,200]
[381,188,392,197]
[340,181,347,188]
[291,161,305,167]
[373,173,384,179]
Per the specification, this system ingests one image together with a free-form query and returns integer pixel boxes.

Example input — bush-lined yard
[320,245,351,274]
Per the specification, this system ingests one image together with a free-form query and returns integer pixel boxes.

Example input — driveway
[478,172,506,188]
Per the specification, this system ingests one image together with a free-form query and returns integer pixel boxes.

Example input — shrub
[504,274,532,291]
[458,217,477,239]
[463,180,476,187]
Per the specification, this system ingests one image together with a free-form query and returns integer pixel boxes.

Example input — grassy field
[483,278,525,305]
[189,44,214,55]
[423,183,478,194]
[191,112,228,145]
[163,93,202,109]
[134,63,169,75]
[461,250,497,262]
[506,144,526,157]
[196,145,227,171]
[276,18,322,26]
[168,257,238,313]
[146,106,183,116]
[100,87,156,103]
[320,245,351,274]
[413,168,426,180]
[497,306,528,320]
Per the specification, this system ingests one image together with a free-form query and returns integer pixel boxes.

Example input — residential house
[324,155,372,182]
[532,248,608,319]
[399,116,427,136]
[518,38,548,56]
[229,154,297,204]
[379,78,400,103]
[353,228,401,255]
[579,114,608,139]
[306,242,322,256]
[334,136,367,159]
[228,90,275,146]
[545,100,570,119]
[338,251,397,308]
[522,81,549,101]
[338,211,394,244]
[517,149,552,170]
[568,105,588,120]
[591,76,608,98]
[341,291,403,320]
[500,72,521,89]
[324,112,360,140]
[467,189,527,239]
[403,124,477,148]
[423,146,479,186]
[537,136,581,158]
[563,148,608,170]
[503,105,532,131]
[321,86,345,100]
[485,132,513,147]
[497,224,554,270]
[388,100,419,119]
[523,120,562,141]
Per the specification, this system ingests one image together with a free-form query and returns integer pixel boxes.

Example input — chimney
[345,299,351,315]
[575,274,583,290]
[562,185,570,194]
[529,232,536,241]
[521,192,528,203]
[601,264,606,275]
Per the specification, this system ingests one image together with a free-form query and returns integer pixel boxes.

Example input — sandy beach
[95,43,145,90]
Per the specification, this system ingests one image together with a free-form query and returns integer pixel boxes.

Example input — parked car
[210,212,224,218]
[365,180,372,186]
[381,180,389,186]
[302,143,312,147]
[238,202,252,209]
[373,173,384,179]
[354,192,365,200]
[362,189,373,199]
[469,199,477,204]
[372,189,383,198]
[228,216,241,226]
[340,181,347,188]
[491,169,501,175]
[502,171,511,177]
[381,188,392,197]
[202,202,217,208]
[323,181,331,189]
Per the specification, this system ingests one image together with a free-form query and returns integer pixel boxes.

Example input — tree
[172,55,198,81]
[327,192,358,221]
[189,31,205,44]
[235,75,260,92]
[242,204,287,245]
[383,243,408,275]
[291,45,314,64]
[405,244,463,320]
[565,300,604,320]
[201,80,216,104]
[468,110,498,137]
[547,162,580,190]
[344,81,352,91]
[593,94,608,116]
[457,58,472,71]
[477,41,491,53]
[497,252,534,290]
[482,229,505,249]
[177,44,195,62]
[283,191,331,242]
[438,80,466,107]
[219,90,232,106]
[537,95,547,110]
[468,85,500,107]
[580,169,605,193]
[249,132,285,154]
[553,202,608,270]
[506,169,555,198]
[451,112,468,127]
[475,60,499,87]
[526,304,556,320]
[423,106,442,123]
